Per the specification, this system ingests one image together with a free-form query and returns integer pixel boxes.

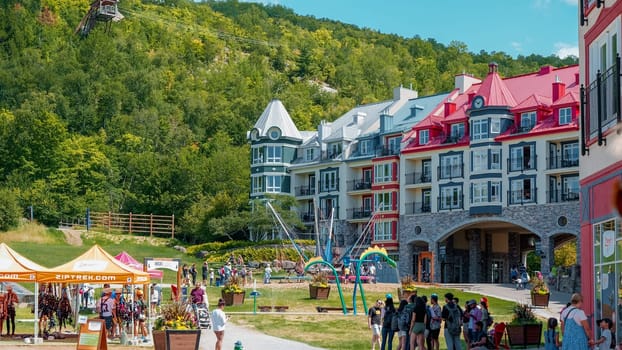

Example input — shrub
[0,188,21,231]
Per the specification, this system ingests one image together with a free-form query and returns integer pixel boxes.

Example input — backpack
[383,308,395,329]
[446,303,462,336]
[398,308,411,331]
[391,312,399,331]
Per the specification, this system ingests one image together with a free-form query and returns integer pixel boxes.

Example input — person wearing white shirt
[212,298,230,350]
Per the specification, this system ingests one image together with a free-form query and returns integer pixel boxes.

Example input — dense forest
[0,0,578,242]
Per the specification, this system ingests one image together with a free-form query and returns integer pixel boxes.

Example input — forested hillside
[0,0,577,242]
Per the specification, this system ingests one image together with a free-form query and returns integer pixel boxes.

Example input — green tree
[0,187,21,231]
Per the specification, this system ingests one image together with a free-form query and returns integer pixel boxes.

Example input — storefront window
[593,219,619,341]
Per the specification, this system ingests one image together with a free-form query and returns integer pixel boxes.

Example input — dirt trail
[60,228,83,246]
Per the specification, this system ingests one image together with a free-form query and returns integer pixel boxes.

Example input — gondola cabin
[96,0,118,21]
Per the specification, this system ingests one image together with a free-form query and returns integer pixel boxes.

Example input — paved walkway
[0,283,574,349]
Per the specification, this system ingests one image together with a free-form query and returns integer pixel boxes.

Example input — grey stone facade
[398,202,580,282]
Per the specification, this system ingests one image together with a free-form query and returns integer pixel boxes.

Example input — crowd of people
[368,291,493,350]
[94,284,149,343]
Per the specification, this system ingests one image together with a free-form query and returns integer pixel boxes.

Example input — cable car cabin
[96,0,118,21]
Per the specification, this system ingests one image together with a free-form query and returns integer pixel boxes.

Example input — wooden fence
[89,211,175,238]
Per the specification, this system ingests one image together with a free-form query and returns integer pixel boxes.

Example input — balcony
[547,191,580,203]
[405,202,432,214]
[437,195,464,211]
[444,135,464,144]
[405,172,432,185]
[438,164,464,180]
[507,156,537,172]
[585,59,620,146]
[347,179,371,191]
[295,185,315,196]
[318,181,339,193]
[546,156,579,170]
[508,188,537,205]
[347,207,372,220]
[375,146,400,157]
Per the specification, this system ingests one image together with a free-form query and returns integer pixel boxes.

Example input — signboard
[146,258,180,271]
[76,319,107,350]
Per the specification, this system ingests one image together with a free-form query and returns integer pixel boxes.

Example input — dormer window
[328,143,342,159]
[419,130,429,145]
[305,148,315,161]
[520,112,536,132]
[559,107,572,125]
[267,127,281,140]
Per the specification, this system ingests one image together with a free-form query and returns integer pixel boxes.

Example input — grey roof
[389,93,450,132]
[323,101,394,142]
[253,99,302,140]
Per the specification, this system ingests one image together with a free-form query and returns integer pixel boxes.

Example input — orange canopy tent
[0,242,48,282]
[38,244,150,284]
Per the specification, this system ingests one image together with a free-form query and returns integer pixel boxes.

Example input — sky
[242,0,579,58]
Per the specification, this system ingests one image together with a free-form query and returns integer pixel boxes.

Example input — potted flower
[309,272,330,299]
[506,303,542,347]
[152,301,200,350]
[221,275,245,306]
[398,275,417,301]
[530,275,550,307]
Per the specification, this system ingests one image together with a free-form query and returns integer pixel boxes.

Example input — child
[544,317,560,350]
[595,318,613,350]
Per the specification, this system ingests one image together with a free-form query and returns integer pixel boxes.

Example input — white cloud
[554,42,579,58]
[511,42,523,52]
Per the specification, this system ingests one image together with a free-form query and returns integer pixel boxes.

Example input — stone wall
[398,202,580,281]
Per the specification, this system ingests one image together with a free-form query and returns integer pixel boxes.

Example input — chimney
[454,74,482,93]
[353,112,366,126]
[539,65,554,75]
[468,92,476,105]
[552,76,566,102]
[488,62,498,74]
[444,101,456,117]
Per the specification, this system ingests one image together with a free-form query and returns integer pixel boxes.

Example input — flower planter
[309,285,330,299]
[506,323,542,348]
[221,290,245,306]
[398,287,417,302]
[153,329,201,350]
[530,293,550,307]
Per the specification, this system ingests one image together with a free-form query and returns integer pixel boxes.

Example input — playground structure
[267,201,398,315]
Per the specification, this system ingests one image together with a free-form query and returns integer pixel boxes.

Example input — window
[490,119,501,134]
[363,196,372,212]
[440,186,462,210]
[472,182,488,204]
[252,147,264,164]
[472,149,488,172]
[510,144,535,171]
[266,146,282,163]
[471,119,488,140]
[562,175,579,200]
[374,192,394,211]
[268,127,281,140]
[422,160,432,182]
[360,140,372,155]
[266,175,282,193]
[374,163,393,183]
[374,221,393,241]
[320,197,337,219]
[451,123,465,139]
[422,189,431,211]
[419,130,429,145]
[328,143,342,159]
[490,149,501,170]
[559,107,572,125]
[320,170,338,192]
[439,154,463,179]
[490,181,501,202]
[520,112,536,131]
[251,176,263,193]
[562,143,579,167]
[510,178,535,204]
[305,148,315,161]
[388,136,401,154]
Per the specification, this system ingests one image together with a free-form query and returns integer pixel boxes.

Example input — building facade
[249,64,580,284]
[579,0,622,341]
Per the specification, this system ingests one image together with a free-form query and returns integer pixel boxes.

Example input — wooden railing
[89,211,175,238]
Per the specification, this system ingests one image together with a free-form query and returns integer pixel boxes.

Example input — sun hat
[386,293,393,299]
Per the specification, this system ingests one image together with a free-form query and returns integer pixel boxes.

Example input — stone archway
[406,240,429,282]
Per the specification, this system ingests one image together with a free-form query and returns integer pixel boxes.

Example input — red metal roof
[477,70,517,107]
[512,94,552,111]
[552,91,579,106]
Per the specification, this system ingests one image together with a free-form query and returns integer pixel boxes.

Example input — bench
[316,306,354,313]
[258,305,289,312]
[270,276,310,283]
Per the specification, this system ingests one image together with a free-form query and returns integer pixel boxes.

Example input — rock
[196,251,209,259]
[248,261,260,269]
[173,245,187,253]
[280,260,296,271]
